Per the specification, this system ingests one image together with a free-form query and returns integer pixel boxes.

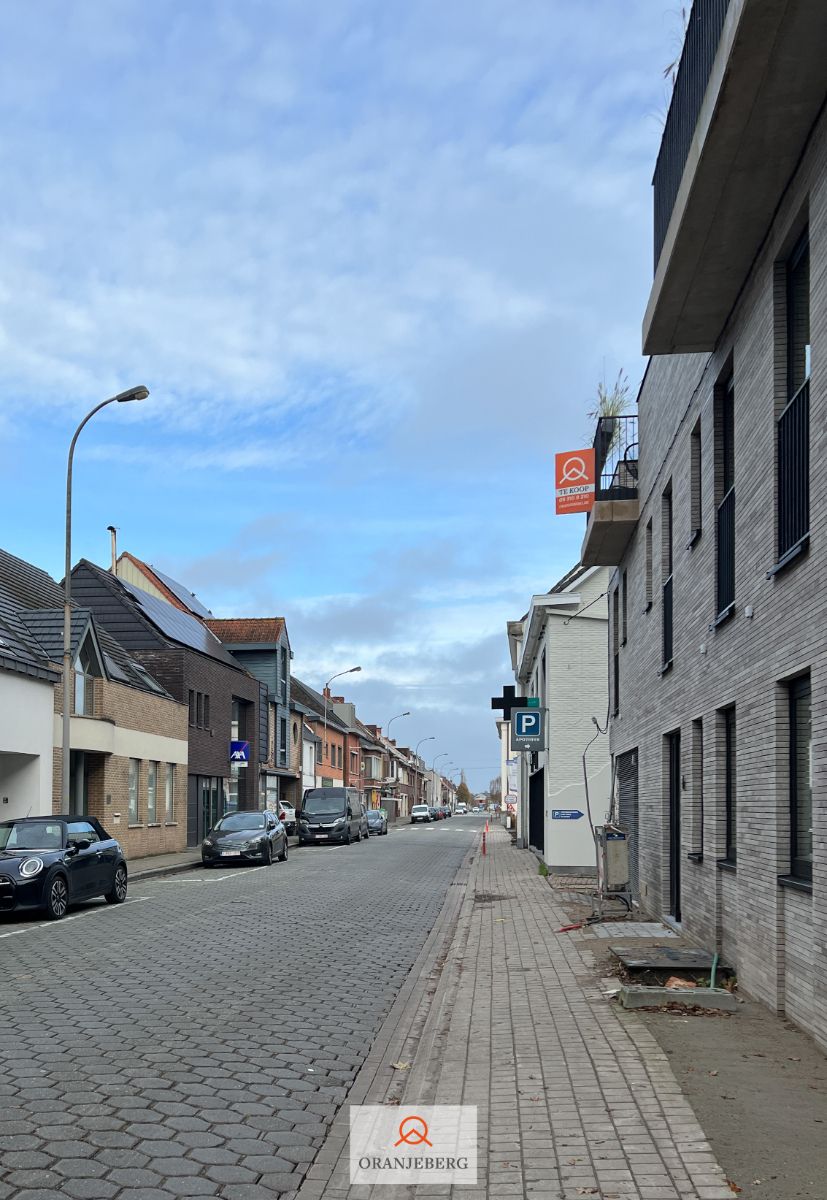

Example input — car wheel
[45,874,69,920]
[278,836,288,862]
[105,864,128,905]
[262,841,272,866]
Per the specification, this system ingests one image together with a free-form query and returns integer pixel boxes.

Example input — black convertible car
[0,815,128,920]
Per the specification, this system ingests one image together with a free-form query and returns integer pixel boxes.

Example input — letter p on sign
[516,712,538,737]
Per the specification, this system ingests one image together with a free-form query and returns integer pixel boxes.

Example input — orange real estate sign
[555,448,596,515]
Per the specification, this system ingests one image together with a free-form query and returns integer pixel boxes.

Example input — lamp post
[414,736,434,804]
[432,752,450,805]
[322,666,361,783]
[386,711,410,740]
[62,385,149,814]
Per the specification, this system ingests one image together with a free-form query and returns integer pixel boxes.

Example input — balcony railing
[778,380,809,558]
[716,487,735,616]
[662,574,674,669]
[653,0,731,265]
[594,414,639,502]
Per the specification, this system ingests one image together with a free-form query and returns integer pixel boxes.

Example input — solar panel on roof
[150,565,213,618]
[120,579,238,666]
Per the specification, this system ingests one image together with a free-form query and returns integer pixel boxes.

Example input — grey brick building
[581,0,827,1047]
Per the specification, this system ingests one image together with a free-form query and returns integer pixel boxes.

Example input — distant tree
[487,775,502,806]
[456,780,474,809]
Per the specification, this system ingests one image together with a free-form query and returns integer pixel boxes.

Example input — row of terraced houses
[0,546,442,859]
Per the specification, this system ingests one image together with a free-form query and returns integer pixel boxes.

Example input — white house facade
[507,564,611,873]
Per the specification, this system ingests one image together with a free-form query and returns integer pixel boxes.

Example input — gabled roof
[117,551,213,619]
[206,618,285,646]
[290,676,351,734]
[76,559,241,670]
[0,582,61,684]
[0,549,170,696]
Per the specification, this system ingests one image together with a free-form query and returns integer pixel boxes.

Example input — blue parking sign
[510,707,546,751]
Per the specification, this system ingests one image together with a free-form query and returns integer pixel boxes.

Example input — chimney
[107,526,118,573]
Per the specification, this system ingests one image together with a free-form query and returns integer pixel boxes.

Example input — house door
[668,732,681,921]
[528,768,545,857]
[616,749,639,898]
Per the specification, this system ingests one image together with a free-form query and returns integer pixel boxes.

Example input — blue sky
[0,1,682,787]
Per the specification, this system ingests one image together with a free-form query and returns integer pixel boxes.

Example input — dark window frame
[715,376,735,620]
[723,707,736,864]
[689,417,702,545]
[775,230,810,565]
[789,674,812,882]
[661,484,673,670]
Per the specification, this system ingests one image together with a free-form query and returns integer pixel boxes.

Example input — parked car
[278,801,296,835]
[366,809,388,836]
[429,806,442,820]
[441,806,452,818]
[299,787,366,845]
[202,810,287,867]
[0,816,127,920]
[410,804,431,823]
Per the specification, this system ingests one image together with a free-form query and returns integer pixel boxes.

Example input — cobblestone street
[0,821,475,1200]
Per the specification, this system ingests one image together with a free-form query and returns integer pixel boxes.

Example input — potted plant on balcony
[587,369,631,469]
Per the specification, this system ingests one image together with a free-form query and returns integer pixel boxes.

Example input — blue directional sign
[510,707,546,751]
[552,809,583,820]
[229,740,250,764]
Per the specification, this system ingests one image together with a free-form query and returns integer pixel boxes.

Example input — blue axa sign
[229,740,249,764]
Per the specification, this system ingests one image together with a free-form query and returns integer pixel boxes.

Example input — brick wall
[610,105,827,1048]
[53,675,188,861]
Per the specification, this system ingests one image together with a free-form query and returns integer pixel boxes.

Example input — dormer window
[74,631,104,716]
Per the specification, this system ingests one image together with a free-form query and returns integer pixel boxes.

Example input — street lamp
[322,666,361,780]
[386,711,410,740]
[62,385,149,813]
[432,752,450,804]
[414,736,434,803]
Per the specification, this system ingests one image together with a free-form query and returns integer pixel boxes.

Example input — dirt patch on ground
[569,915,827,1200]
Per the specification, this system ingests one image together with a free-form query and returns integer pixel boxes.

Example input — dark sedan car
[366,809,388,836]
[0,816,127,921]
[202,810,287,867]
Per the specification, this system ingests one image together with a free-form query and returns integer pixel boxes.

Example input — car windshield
[0,821,64,850]
[367,811,382,821]
[213,813,266,833]
[302,791,347,819]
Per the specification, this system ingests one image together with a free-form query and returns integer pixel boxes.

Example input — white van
[455,802,467,814]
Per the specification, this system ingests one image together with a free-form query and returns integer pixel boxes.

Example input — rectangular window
[316,741,322,766]
[723,707,736,864]
[165,764,175,822]
[645,519,653,610]
[279,717,287,765]
[621,570,628,645]
[789,675,812,881]
[196,692,204,729]
[778,232,810,560]
[147,761,158,823]
[611,588,620,716]
[691,718,703,856]
[690,417,702,542]
[350,751,358,773]
[337,745,343,768]
[128,759,140,824]
[662,484,673,669]
[203,694,210,730]
[715,377,735,617]
[280,647,288,699]
[188,689,196,727]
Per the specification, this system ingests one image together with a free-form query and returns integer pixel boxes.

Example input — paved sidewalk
[300,824,734,1200]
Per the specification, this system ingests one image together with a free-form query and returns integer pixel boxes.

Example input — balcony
[581,415,639,567]
[644,0,827,354]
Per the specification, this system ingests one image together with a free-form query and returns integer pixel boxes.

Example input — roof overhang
[644,0,827,354]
